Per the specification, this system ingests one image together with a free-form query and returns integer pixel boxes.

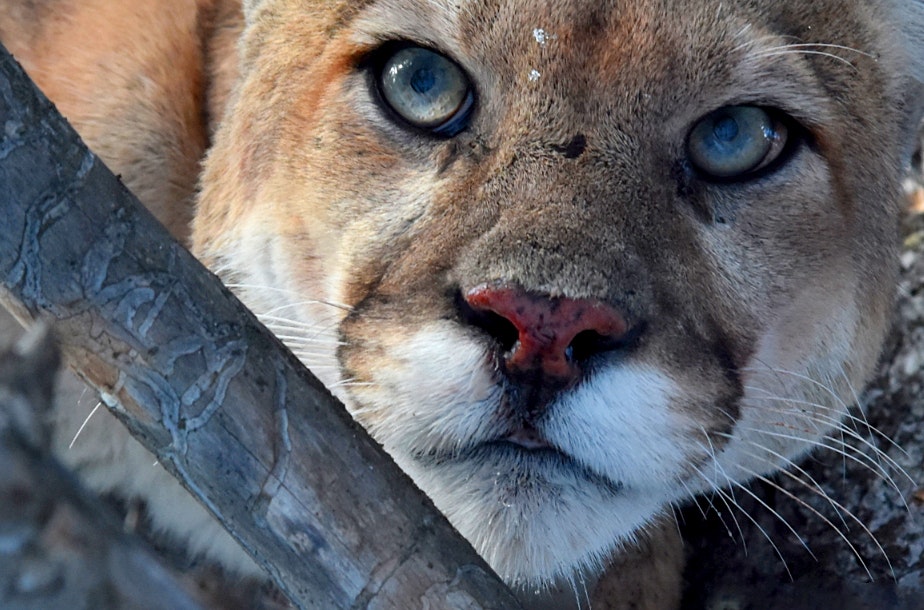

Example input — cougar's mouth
[411,430,626,498]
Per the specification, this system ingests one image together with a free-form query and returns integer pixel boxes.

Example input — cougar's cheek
[715,282,867,483]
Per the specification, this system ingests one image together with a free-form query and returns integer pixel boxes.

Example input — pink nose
[463,283,628,387]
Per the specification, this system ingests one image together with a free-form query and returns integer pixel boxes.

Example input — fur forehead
[318,0,879,34]
[292,0,908,74]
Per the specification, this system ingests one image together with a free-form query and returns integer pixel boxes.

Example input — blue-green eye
[687,106,789,179]
[378,46,473,136]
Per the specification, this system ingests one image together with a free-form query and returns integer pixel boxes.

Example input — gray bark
[0,42,520,610]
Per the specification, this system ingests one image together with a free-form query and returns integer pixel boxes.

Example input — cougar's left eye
[377,45,474,136]
[687,106,789,179]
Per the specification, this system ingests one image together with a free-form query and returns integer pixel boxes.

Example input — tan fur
[0,0,212,240]
[1,1,922,607]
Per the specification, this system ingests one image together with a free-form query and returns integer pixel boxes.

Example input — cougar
[1,0,922,607]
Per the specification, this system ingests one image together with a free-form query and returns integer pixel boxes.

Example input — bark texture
[0,325,213,610]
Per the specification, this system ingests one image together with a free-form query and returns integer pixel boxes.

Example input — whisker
[709,487,750,555]
[269,335,341,348]
[745,384,902,453]
[687,428,748,556]
[736,397,915,489]
[291,364,339,371]
[698,432,749,553]
[727,474,815,559]
[732,421,911,498]
[260,300,349,317]
[257,313,342,331]
[69,401,102,449]
[690,464,795,580]
[740,366,913,487]
[734,458,883,580]
[737,440,887,542]
[330,378,374,387]
[756,42,874,58]
[679,478,710,521]
[225,283,353,311]
[742,365,851,409]
[752,48,859,69]
[836,365,910,458]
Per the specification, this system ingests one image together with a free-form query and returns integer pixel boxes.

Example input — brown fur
[2,1,922,607]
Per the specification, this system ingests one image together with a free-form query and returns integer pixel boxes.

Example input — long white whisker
[257,313,342,330]
[733,422,911,498]
[259,300,348,317]
[734,459,882,580]
[746,385,904,456]
[697,433,748,552]
[737,440,894,559]
[725,474,815,559]
[225,283,353,311]
[757,42,874,57]
[743,395,901,469]
[752,49,859,69]
[742,365,851,409]
[678,477,709,521]
[69,401,102,449]
[690,464,796,579]
[837,365,910,458]
[740,369,913,486]
[736,396,915,489]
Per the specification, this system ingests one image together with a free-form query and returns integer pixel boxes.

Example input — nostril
[568,323,643,363]
[456,296,520,353]
[568,329,614,363]
[458,281,630,384]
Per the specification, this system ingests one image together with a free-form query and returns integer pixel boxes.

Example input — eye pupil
[410,68,436,95]
[686,105,790,179]
[713,116,739,142]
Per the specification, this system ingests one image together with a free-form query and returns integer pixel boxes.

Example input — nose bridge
[486,134,604,218]
[455,147,638,300]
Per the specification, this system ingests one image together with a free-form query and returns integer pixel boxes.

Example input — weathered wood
[0,325,210,610]
[0,43,521,610]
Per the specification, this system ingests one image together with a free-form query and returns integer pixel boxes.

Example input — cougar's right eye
[686,105,790,179]
[377,45,474,137]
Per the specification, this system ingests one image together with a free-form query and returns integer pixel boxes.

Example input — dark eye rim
[684,105,808,184]
[363,40,477,139]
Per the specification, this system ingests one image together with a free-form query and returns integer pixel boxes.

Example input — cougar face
[193,0,923,585]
